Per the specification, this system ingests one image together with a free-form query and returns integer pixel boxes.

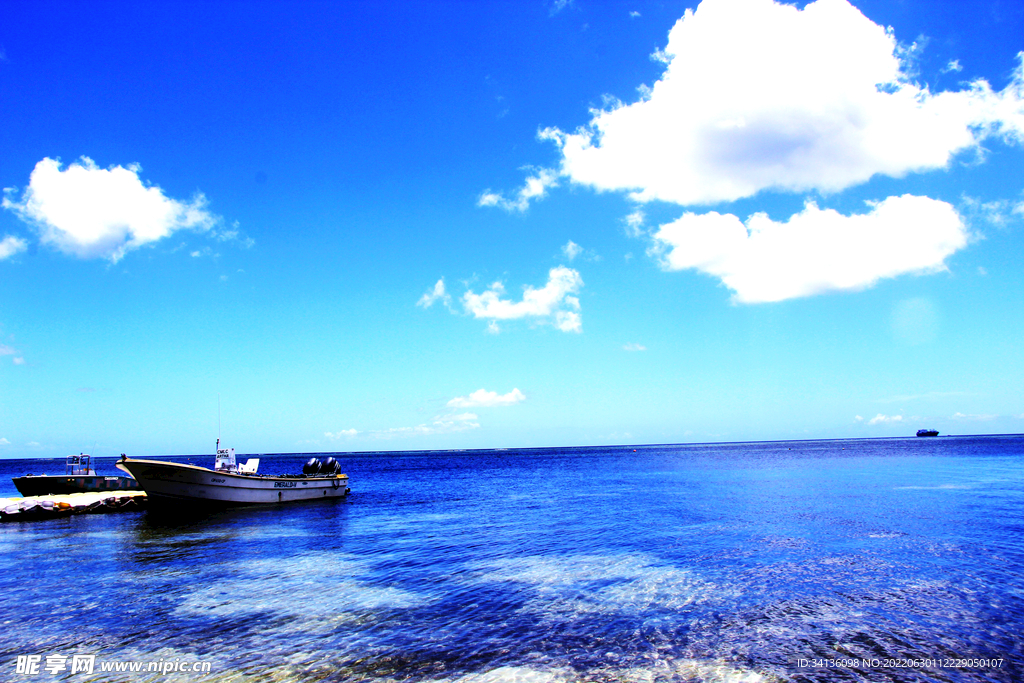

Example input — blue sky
[1,0,1023,458]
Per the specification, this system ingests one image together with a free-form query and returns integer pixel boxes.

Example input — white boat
[116,441,350,506]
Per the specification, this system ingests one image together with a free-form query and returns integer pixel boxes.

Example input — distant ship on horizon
[917,429,939,437]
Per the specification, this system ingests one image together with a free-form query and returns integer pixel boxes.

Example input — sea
[1,436,1022,683]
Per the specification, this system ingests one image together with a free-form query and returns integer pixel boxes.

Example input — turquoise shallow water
[1,436,1022,682]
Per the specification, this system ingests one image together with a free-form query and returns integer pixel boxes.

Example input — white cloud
[2,157,220,262]
[554,310,581,332]
[868,413,903,425]
[372,412,480,439]
[623,342,647,351]
[325,429,358,440]
[854,415,863,421]
[0,344,15,355]
[481,0,1022,304]
[549,0,573,16]
[0,438,10,446]
[417,278,451,309]
[0,235,27,260]
[623,210,646,238]
[12,357,24,365]
[562,240,582,261]
[478,167,559,212]
[448,388,526,408]
[322,413,483,442]
[951,412,998,421]
[541,0,1024,206]
[961,195,1019,229]
[462,266,583,332]
[943,59,963,74]
[650,195,967,303]
[630,11,641,19]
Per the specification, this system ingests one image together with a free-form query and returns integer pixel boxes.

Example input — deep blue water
[1,436,1022,682]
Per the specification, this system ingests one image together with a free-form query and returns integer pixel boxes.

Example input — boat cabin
[213,440,259,474]
[66,453,97,476]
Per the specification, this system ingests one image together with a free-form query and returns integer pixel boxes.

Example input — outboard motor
[322,457,340,475]
[302,458,322,475]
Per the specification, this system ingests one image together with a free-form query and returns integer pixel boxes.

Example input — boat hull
[117,458,349,506]
[12,475,140,497]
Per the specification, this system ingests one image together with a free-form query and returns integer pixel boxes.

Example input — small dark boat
[12,453,140,497]
[916,429,939,437]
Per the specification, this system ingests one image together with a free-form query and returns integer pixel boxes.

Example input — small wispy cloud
[868,413,903,425]
[623,210,646,238]
[0,235,27,260]
[417,278,452,309]
[623,343,647,351]
[448,388,525,408]
[562,240,582,261]
[951,412,998,421]
[549,0,573,17]
[369,412,480,439]
[961,195,1020,229]
[477,167,559,213]
[325,429,358,440]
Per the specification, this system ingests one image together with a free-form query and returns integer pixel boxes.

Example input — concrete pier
[1,490,147,521]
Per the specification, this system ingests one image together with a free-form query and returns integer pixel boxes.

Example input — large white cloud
[651,194,967,302]
[462,266,583,332]
[543,0,1024,205]
[2,157,220,262]
[475,0,1021,303]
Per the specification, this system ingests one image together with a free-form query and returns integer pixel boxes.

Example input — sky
[1,0,1023,458]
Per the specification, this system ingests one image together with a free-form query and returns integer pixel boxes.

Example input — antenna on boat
[217,393,221,451]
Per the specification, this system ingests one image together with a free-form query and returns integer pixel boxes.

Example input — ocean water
[1,436,1022,682]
